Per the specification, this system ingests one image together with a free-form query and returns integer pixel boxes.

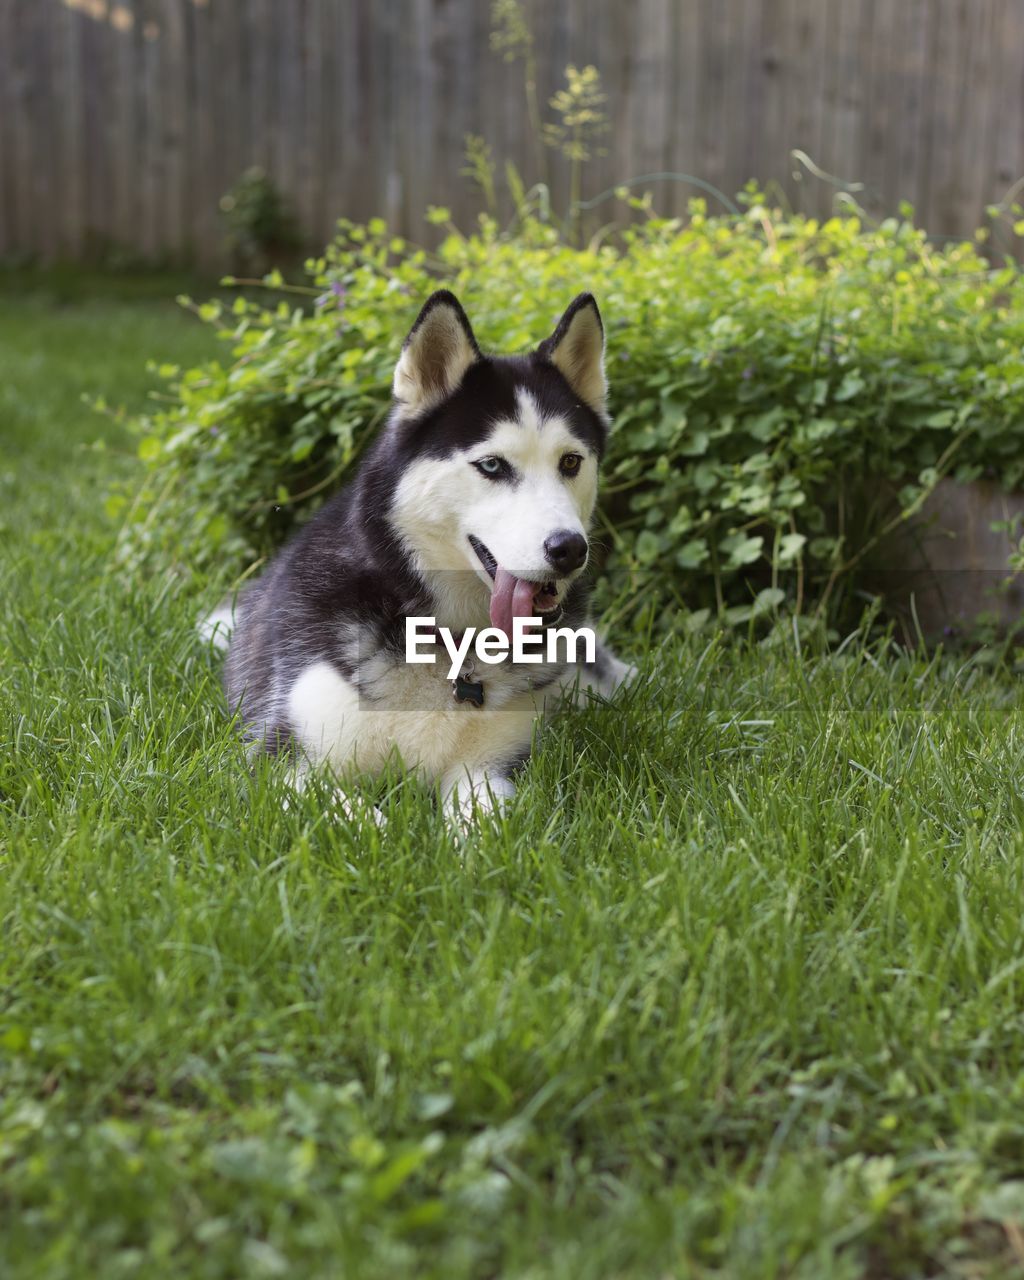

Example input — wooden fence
[2,0,1024,267]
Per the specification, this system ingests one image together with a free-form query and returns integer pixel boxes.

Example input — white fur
[284,643,633,825]
[286,656,544,811]
[198,601,236,652]
[442,766,517,825]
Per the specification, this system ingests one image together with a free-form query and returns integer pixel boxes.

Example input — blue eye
[474,456,509,479]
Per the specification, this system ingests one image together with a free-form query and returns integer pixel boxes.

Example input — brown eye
[559,453,582,476]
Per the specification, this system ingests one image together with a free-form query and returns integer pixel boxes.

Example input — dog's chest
[286,650,560,780]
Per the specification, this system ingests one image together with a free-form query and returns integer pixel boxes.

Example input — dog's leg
[197,598,237,653]
[441,764,516,826]
[556,637,637,702]
[325,787,389,829]
[586,639,638,697]
[285,758,387,829]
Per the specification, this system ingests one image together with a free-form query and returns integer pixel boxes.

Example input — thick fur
[220,290,633,820]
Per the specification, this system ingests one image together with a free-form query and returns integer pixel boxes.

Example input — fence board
[3,0,1024,266]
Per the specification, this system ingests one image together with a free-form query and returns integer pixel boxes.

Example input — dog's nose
[543,529,588,574]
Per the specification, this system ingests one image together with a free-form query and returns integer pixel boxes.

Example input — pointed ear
[393,290,481,416]
[537,293,607,413]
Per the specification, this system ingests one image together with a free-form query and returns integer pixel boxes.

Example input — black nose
[543,529,588,574]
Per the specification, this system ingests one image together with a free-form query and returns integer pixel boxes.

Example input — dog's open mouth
[468,534,563,636]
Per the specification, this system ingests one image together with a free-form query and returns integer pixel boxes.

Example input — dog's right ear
[537,293,607,414]
[393,290,481,417]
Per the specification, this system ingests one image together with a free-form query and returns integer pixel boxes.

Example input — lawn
[3,276,1024,1279]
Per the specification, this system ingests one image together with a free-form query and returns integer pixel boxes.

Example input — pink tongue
[490,567,540,640]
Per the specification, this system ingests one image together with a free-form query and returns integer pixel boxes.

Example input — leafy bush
[218,167,299,275]
[118,195,1024,624]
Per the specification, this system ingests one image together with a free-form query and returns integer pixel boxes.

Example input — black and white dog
[212,290,633,821]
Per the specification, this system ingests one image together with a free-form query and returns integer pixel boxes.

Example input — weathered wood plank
[987,0,1024,258]
[631,0,671,190]
[139,0,162,259]
[787,1,831,218]
[958,0,999,236]
[161,0,187,258]
[25,1,56,257]
[0,1,13,254]
[756,0,790,205]
[926,0,966,236]
[736,0,767,201]
[188,0,217,266]
[694,0,729,201]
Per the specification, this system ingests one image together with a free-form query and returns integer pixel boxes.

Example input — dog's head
[387,290,608,632]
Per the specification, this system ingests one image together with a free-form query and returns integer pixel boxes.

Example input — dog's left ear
[537,293,607,414]
[393,290,481,417]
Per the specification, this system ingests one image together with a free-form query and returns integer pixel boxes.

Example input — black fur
[400,354,606,461]
[404,288,482,357]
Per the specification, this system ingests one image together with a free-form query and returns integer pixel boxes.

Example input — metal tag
[452,676,485,707]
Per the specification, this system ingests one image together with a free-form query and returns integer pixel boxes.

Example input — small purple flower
[742,365,756,381]
[209,426,221,437]
[317,281,348,311]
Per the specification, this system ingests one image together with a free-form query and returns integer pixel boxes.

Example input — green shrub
[219,167,299,275]
[117,195,1024,625]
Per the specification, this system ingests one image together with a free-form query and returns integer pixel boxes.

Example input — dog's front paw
[572,640,639,700]
[603,653,639,693]
[441,768,515,832]
[327,789,388,829]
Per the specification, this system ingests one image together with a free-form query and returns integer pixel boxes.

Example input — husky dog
[216,290,633,820]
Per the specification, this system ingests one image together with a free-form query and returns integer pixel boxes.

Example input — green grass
[3,276,1024,1279]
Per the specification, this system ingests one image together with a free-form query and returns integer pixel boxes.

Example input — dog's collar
[418,624,486,708]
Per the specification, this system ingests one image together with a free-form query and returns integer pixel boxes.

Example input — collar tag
[453,675,485,707]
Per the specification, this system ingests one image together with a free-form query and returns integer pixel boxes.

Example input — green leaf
[745,407,786,441]
[833,371,866,402]
[719,533,764,567]
[751,587,785,615]
[679,429,709,456]
[923,409,955,428]
[635,531,661,564]
[777,532,806,563]
[0,1026,30,1053]
[675,539,709,569]
[369,1134,444,1202]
